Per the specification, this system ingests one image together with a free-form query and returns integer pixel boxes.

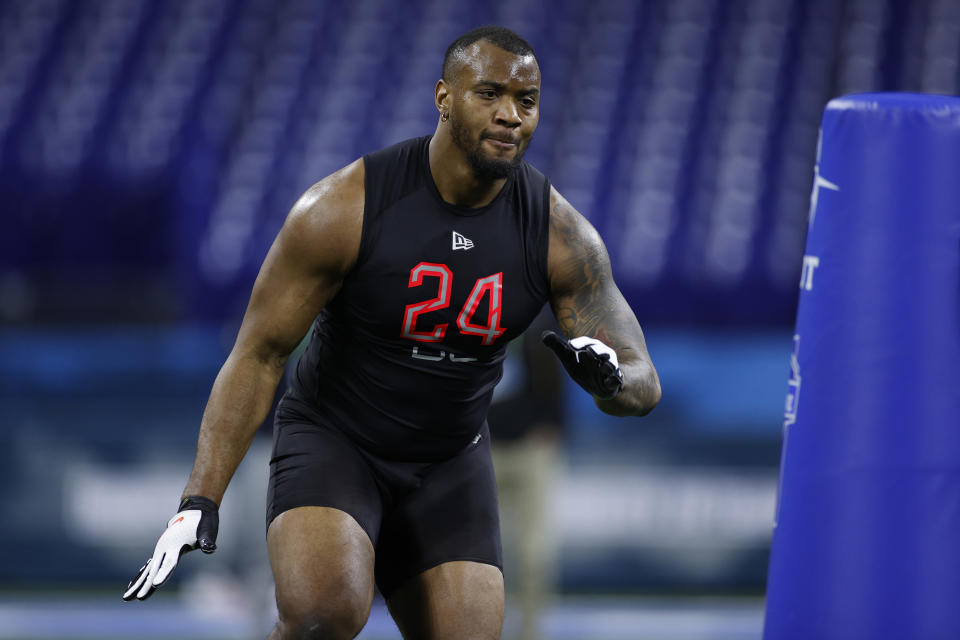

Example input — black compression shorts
[266,400,503,598]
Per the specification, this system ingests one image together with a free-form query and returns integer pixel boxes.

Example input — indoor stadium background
[0,0,956,638]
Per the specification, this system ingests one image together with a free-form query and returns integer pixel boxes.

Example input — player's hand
[122,496,219,601]
[542,331,624,400]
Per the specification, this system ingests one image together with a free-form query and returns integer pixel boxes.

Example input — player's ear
[435,79,451,117]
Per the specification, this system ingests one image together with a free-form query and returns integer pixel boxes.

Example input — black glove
[122,496,219,601]
[542,331,624,400]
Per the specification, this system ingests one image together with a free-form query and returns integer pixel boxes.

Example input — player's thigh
[267,506,376,638]
[386,560,505,640]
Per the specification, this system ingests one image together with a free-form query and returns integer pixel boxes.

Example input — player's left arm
[546,186,661,416]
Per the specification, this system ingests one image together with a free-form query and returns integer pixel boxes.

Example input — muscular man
[122,26,660,640]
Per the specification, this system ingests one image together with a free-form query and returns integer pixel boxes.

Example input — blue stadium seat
[3,0,950,324]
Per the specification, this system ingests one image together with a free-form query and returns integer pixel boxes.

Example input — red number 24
[401,262,506,346]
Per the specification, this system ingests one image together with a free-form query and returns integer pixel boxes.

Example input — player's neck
[428,132,507,209]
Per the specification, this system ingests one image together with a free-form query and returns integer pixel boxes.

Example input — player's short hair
[442,26,538,82]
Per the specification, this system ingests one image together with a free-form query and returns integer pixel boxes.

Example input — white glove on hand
[542,331,624,400]
[567,336,620,368]
[122,496,219,601]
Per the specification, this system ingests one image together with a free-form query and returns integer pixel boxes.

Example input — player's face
[447,40,540,180]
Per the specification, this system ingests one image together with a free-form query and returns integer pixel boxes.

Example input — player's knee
[275,599,369,640]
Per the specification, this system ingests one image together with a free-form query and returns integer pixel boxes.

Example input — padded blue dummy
[765,93,960,640]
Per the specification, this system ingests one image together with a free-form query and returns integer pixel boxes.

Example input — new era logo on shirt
[452,231,474,251]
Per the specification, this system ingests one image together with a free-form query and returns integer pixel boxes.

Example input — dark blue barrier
[765,93,960,639]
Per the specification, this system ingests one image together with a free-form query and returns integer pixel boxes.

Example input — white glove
[122,496,219,601]
[568,336,620,368]
[542,331,624,399]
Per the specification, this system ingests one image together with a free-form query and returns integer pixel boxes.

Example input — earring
[441,112,449,122]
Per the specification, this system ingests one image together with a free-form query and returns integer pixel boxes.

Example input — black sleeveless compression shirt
[283,135,552,461]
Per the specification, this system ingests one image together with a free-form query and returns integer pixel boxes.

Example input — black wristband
[178,495,220,553]
[178,495,218,513]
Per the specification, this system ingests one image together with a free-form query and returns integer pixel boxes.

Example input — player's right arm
[181,159,365,506]
[123,158,365,601]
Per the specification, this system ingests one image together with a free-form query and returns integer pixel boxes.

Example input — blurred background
[1,0,957,638]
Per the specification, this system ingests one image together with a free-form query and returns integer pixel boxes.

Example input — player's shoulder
[292,158,366,226]
[546,184,605,274]
[282,158,366,273]
[547,186,600,241]
[286,136,426,268]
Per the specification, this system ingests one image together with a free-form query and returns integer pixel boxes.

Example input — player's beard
[449,113,526,180]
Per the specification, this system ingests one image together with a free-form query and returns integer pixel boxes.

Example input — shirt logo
[452,231,474,251]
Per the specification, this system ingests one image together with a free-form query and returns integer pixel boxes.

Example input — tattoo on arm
[548,194,660,415]
[550,198,640,358]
